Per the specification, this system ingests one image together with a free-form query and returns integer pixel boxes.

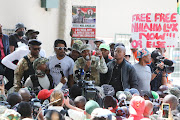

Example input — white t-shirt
[24,74,50,89]
[133,63,151,92]
[48,55,74,87]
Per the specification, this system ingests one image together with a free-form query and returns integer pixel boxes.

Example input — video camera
[151,50,174,73]
[155,56,174,73]
[75,68,97,101]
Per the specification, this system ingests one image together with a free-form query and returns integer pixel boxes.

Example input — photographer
[150,50,167,91]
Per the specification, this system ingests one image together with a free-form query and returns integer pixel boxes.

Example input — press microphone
[60,70,64,77]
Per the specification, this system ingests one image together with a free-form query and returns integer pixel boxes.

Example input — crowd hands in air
[0,23,179,120]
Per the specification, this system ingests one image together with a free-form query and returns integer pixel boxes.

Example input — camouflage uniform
[74,56,107,86]
[14,54,40,92]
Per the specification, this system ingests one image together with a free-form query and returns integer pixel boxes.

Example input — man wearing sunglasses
[14,39,42,92]
[48,39,74,89]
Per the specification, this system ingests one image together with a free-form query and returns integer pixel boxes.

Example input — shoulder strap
[47,74,54,89]
[23,56,33,68]
[30,75,40,88]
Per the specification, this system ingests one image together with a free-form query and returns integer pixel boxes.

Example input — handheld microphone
[85,55,90,61]
[60,70,64,77]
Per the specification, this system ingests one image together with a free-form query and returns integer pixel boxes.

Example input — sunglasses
[32,47,41,51]
[55,47,67,50]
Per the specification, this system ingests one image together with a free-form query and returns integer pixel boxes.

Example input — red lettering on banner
[132,13,152,22]
[163,24,169,32]
[146,41,166,48]
[146,13,151,22]
[171,13,177,22]
[155,13,177,22]
[172,23,178,32]
[141,13,146,22]
[131,40,142,48]
[139,33,166,40]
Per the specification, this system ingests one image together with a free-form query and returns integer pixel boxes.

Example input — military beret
[28,39,42,46]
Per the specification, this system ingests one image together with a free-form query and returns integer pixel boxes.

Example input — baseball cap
[129,96,145,115]
[151,91,159,100]
[80,44,92,53]
[137,48,150,58]
[15,23,26,32]
[99,43,110,51]
[85,100,100,115]
[94,39,104,43]
[33,57,48,70]
[71,41,83,53]
[129,88,140,96]
[151,50,162,61]
[38,89,54,100]
[25,29,39,36]
[28,39,42,46]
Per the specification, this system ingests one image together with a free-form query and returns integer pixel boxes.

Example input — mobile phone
[162,103,170,119]
[0,75,3,85]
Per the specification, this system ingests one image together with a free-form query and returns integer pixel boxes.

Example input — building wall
[0,0,177,56]
[96,0,177,44]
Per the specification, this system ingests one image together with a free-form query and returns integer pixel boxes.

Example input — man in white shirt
[48,39,74,89]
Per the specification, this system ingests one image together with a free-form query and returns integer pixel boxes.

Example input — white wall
[0,0,60,57]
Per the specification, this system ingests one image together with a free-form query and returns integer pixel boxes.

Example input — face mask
[17,31,24,37]
[35,70,46,77]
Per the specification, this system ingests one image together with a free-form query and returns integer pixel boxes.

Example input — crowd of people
[0,23,179,120]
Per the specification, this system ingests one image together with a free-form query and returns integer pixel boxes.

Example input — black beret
[28,39,42,46]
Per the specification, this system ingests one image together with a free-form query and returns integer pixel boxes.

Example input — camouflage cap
[74,40,83,46]
[80,44,92,53]
[72,40,83,53]
[33,57,48,70]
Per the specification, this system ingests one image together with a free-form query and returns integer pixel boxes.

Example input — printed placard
[72,6,96,40]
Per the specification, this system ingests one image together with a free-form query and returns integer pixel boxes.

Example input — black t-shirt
[109,60,124,93]
[9,34,28,50]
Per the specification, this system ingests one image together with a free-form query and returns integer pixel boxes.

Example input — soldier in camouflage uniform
[69,40,83,61]
[13,39,42,92]
[73,44,108,86]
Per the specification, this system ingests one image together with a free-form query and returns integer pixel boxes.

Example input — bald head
[18,88,31,102]
[115,45,126,53]
[74,96,86,110]
[143,100,153,117]
[114,46,126,62]
[163,94,178,110]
